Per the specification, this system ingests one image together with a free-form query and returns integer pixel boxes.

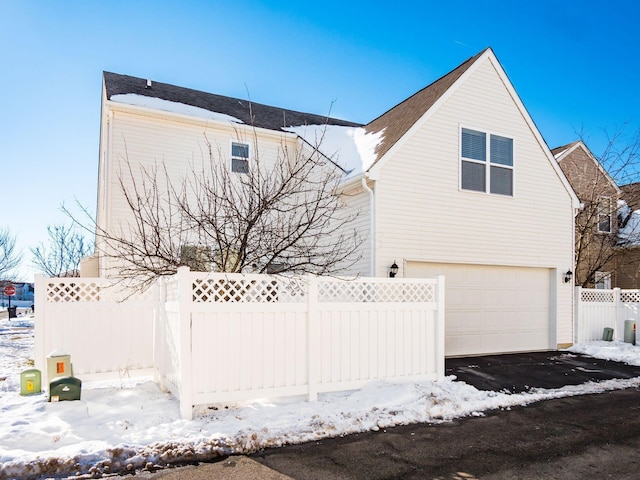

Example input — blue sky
[1,0,639,281]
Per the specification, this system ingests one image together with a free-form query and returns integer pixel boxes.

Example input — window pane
[598,215,611,232]
[232,158,249,174]
[462,129,486,161]
[490,135,513,166]
[462,160,486,192]
[490,165,513,195]
[232,143,249,158]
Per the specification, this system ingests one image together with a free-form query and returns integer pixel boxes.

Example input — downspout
[361,176,375,277]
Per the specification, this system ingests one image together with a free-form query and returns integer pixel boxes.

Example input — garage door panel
[406,262,552,356]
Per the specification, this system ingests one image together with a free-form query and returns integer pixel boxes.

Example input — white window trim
[597,196,612,233]
[595,271,612,289]
[230,140,250,174]
[459,125,515,197]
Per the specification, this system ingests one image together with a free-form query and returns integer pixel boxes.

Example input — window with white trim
[461,128,513,196]
[597,196,612,233]
[231,142,249,174]
[595,271,611,289]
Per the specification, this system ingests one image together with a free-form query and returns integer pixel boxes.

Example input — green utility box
[602,327,614,342]
[49,376,82,402]
[46,353,72,382]
[20,369,42,396]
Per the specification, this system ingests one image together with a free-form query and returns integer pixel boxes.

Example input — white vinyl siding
[461,127,513,196]
[372,56,574,348]
[98,107,294,276]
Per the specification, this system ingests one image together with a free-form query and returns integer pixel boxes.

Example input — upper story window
[597,196,612,233]
[461,128,513,196]
[231,142,249,174]
[594,271,611,289]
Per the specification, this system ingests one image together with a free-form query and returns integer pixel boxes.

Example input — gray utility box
[49,376,82,402]
[624,320,636,345]
[602,327,614,341]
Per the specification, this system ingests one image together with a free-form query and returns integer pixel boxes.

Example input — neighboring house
[613,181,640,288]
[94,47,580,356]
[553,141,621,288]
[553,141,640,289]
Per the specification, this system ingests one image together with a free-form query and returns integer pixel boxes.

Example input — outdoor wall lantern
[564,270,573,283]
[389,261,399,278]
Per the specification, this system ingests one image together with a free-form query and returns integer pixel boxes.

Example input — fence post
[435,275,446,380]
[34,274,46,374]
[613,288,623,342]
[574,286,581,344]
[153,276,164,387]
[307,274,319,401]
[177,266,194,420]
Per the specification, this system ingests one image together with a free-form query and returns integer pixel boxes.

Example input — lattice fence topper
[191,276,307,303]
[45,279,153,303]
[580,289,615,303]
[621,290,640,303]
[317,279,436,303]
[46,281,102,302]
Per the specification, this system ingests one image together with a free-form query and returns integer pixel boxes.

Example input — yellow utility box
[20,369,42,395]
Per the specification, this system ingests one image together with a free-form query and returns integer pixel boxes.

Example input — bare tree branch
[67,125,362,291]
[31,224,92,277]
[0,227,21,280]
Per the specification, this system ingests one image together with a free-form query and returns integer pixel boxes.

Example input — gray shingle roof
[103,71,362,131]
[364,48,489,165]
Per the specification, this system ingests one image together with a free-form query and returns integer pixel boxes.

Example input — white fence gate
[35,269,445,419]
[574,287,640,343]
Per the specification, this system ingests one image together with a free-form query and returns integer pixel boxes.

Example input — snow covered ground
[2,314,640,480]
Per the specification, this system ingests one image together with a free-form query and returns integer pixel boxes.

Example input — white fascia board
[104,99,298,142]
[556,141,622,196]
[368,49,582,210]
[367,49,493,179]
[487,54,582,209]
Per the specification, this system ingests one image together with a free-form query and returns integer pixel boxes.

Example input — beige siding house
[94,48,579,356]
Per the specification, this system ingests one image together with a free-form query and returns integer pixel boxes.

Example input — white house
[94,47,580,356]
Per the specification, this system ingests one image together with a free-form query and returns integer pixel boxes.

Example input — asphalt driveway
[445,350,640,392]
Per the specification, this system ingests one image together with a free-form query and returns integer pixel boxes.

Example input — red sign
[3,285,16,296]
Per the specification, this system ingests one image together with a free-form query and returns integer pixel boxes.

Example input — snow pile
[2,316,640,479]
[284,124,384,177]
[566,339,640,365]
[111,94,244,124]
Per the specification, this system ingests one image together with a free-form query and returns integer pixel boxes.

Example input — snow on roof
[618,200,640,245]
[111,94,244,124]
[283,124,384,177]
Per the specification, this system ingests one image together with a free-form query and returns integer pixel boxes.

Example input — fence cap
[47,349,69,357]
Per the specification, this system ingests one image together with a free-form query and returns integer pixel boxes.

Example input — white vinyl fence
[34,276,156,383]
[35,268,445,419]
[574,287,640,343]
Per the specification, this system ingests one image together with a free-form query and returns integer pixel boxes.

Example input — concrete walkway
[130,456,292,480]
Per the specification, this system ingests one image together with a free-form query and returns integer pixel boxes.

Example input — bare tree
[31,224,92,277]
[0,227,21,280]
[559,125,640,287]
[68,127,361,290]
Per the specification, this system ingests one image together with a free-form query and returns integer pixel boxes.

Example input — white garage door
[406,262,552,356]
